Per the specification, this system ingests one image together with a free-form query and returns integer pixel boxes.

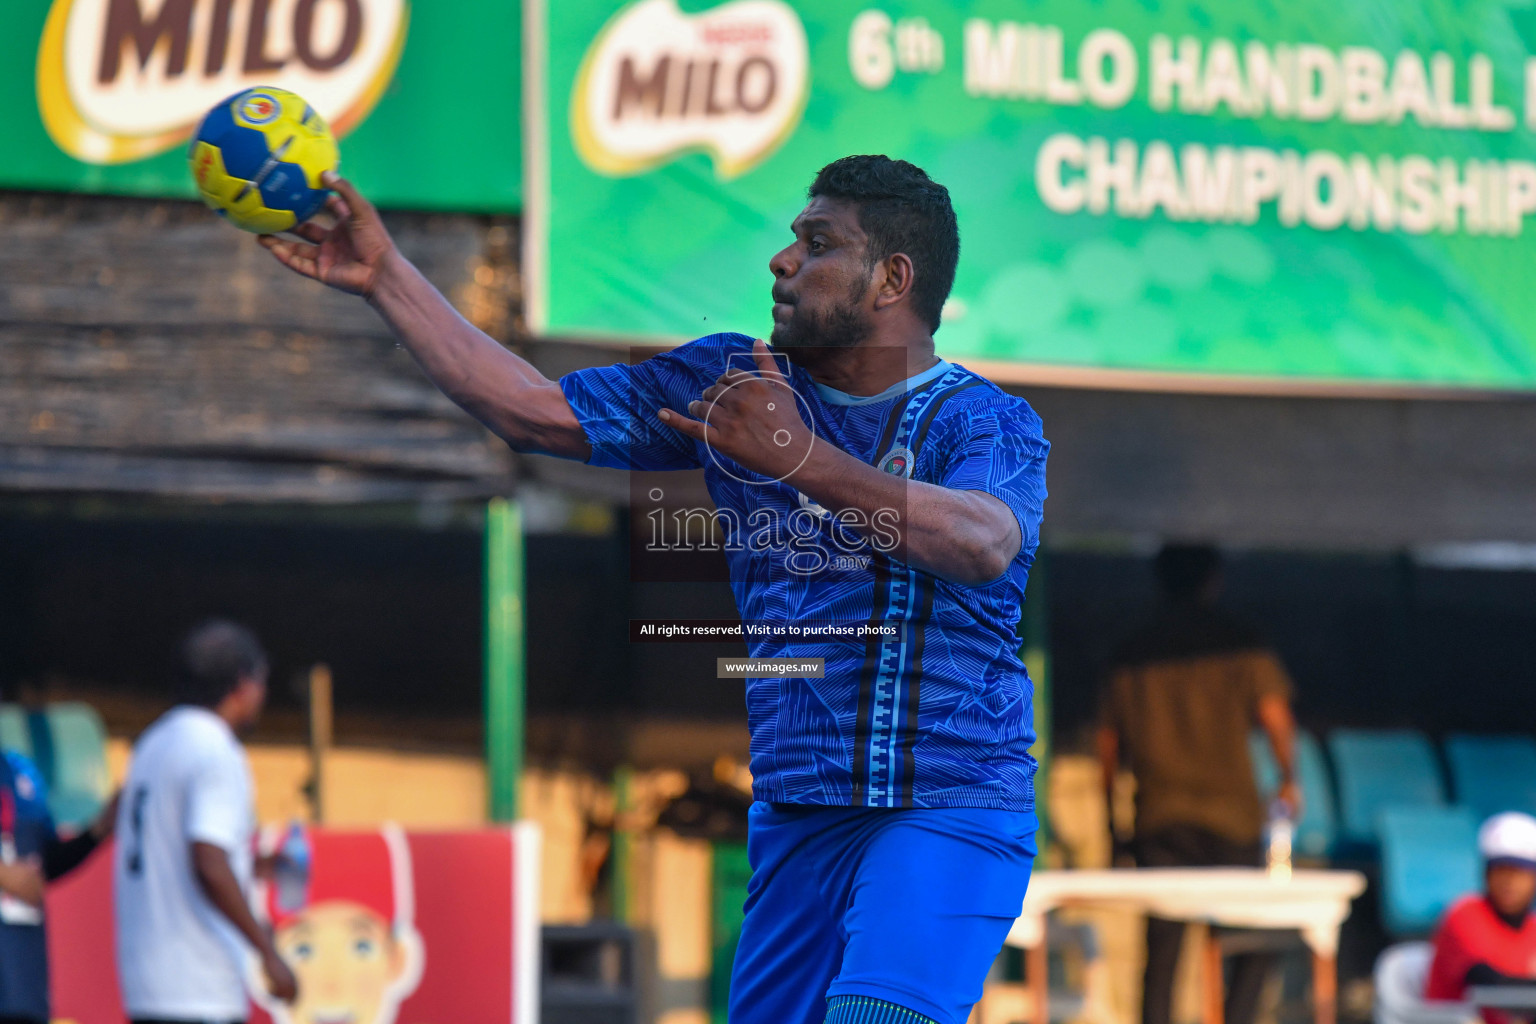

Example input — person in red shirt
[1426,812,1536,1021]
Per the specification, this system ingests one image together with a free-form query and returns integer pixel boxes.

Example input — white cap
[1479,812,1536,869]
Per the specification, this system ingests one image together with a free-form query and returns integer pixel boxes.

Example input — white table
[1004,869,1367,1024]
[1468,985,1536,1013]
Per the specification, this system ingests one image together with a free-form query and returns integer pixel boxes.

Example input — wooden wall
[6,191,1536,547]
[0,192,515,503]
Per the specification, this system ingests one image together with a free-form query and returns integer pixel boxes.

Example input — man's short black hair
[176,619,267,707]
[1154,544,1223,601]
[808,155,959,333]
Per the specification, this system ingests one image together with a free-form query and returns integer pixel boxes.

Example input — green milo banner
[527,0,1536,390]
[0,0,519,212]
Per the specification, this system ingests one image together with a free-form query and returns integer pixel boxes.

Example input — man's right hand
[258,172,395,298]
[253,170,592,461]
[262,946,299,1003]
[0,857,46,908]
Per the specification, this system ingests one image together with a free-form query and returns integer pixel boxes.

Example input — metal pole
[307,663,333,824]
[612,764,634,923]
[485,497,525,822]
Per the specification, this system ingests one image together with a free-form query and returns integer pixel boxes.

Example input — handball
[189,87,339,234]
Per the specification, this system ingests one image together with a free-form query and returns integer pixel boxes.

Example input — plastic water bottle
[274,823,312,914]
[1265,799,1294,880]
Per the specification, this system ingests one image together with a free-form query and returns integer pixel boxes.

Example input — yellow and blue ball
[189,87,338,234]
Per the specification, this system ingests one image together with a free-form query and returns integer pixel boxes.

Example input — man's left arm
[1257,691,1300,816]
[1252,653,1302,816]
[789,445,1021,584]
[43,791,117,881]
[659,340,1041,585]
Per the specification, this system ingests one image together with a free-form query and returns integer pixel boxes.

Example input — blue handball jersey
[0,750,55,1021]
[561,333,1049,812]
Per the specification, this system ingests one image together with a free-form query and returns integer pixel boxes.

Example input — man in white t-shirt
[114,620,298,1024]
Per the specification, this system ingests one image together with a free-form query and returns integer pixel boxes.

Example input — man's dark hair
[175,619,267,707]
[1154,544,1223,602]
[808,155,959,332]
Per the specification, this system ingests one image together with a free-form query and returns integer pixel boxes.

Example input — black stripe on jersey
[910,379,985,456]
[897,576,935,806]
[850,552,891,806]
[851,375,975,806]
[893,377,983,806]
[873,389,913,458]
[850,390,917,805]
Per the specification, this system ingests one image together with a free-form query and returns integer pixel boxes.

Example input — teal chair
[1444,734,1536,822]
[1328,729,1446,854]
[0,703,31,759]
[1249,729,1338,860]
[1377,805,1480,937]
[38,703,111,830]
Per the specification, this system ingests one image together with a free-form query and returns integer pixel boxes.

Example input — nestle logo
[700,22,775,46]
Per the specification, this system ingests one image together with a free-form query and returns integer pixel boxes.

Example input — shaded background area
[6,501,1535,761]
[1049,549,1536,746]
[0,503,748,754]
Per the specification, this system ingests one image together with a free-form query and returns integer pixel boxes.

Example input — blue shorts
[727,801,1038,1024]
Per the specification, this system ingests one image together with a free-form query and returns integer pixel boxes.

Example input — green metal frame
[484,498,526,822]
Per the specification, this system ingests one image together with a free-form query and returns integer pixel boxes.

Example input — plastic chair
[1373,941,1477,1024]
[39,703,111,830]
[1443,734,1536,822]
[1328,729,1446,851]
[0,703,31,758]
[1378,805,1480,937]
[1249,729,1338,860]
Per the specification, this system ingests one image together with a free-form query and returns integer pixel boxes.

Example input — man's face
[231,670,269,736]
[767,196,876,352]
[276,902,411,1024]
[1488,863,1536,918]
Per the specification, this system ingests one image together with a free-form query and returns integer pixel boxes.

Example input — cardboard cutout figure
[252,825,424,1024]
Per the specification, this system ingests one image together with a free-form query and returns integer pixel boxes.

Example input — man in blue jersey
[260,155,1048,1024]
[0,738,115,1023]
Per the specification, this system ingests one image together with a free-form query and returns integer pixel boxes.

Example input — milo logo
[37,0,408,164]
[571,0,810,179]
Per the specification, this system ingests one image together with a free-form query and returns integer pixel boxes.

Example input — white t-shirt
[114,706,256,1020]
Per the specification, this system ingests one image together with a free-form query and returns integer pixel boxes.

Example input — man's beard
[771,298,871,351]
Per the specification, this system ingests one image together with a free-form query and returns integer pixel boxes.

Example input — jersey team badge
[878,446,915,477]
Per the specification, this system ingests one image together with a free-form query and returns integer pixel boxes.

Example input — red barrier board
[47,824,541,1024]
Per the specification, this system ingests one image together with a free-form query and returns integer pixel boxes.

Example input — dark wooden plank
[0,193,518,501]
[0,447,504,504]
[0,194,493,333]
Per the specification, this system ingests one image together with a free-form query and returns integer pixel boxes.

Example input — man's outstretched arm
[258,174,589,459]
